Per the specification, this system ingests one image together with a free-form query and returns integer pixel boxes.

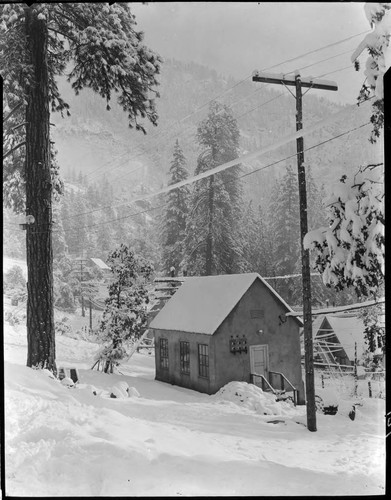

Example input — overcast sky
[131,2,370,104]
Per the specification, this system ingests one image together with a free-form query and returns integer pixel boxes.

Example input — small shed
[149,273,305,403]
[312,314,367,368]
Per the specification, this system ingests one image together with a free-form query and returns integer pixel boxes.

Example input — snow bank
[3,321,385,496]
[212,381,299,417]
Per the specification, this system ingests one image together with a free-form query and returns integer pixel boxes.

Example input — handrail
[251,372,277,394]
[269,371,298,406]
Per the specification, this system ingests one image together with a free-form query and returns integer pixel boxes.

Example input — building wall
[212,280,305,403]
[153,328,216,394]
[152,279,305,402]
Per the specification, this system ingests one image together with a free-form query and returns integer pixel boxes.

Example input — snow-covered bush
[5,311,20,326]
[61,377,75,387]
[109,381,140,399]
[55,317,72,336]
[3,265,26,302]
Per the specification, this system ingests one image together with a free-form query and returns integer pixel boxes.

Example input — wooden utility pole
[354,341,358,397]
[89,298,93,331]
[252,70,337,432]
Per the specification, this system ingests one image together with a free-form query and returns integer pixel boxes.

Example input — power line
[91,58,363,187]
[58,64,374,224]
[80,29,369,183]
[23,98,374,232]
[9,115,373,237]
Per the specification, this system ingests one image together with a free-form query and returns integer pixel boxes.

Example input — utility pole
[252,70,337,432]
[72,254,88,317]
[80,257,85,317]
[89,298,93,331]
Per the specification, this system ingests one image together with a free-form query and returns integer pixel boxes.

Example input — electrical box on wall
[230,335,248,354]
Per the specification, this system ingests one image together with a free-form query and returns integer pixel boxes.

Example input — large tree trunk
[25,8,56,373]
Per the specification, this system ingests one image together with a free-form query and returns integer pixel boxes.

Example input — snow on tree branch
[304,3,387,298]
[351,2,391,143]
[304,164,384,298]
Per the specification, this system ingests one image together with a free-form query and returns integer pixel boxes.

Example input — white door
[250,345,268,377]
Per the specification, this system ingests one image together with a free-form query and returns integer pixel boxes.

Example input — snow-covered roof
[89,258,111,270]
[149,273,302,334]
[313,314,367,360]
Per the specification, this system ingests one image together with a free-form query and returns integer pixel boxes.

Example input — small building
[311,314,367,368]
[149,273,305,403]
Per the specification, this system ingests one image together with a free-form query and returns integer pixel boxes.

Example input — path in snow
[3,311,385,496]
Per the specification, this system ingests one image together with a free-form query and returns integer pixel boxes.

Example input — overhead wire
[58,61,371,223]
[7,116,372,236]
[80,29,369,183]
[4,32,374,231]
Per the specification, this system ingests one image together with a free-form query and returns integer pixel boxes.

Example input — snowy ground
[4,306,386,496]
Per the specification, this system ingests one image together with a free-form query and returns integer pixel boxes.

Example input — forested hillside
[49,59,381,198]
[4,58,380,307]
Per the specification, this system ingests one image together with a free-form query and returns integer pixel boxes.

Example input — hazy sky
[132,2,370,104]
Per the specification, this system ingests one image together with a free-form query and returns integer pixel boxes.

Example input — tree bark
[25,8,56,373]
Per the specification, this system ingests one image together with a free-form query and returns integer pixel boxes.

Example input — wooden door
[250,345,268,377]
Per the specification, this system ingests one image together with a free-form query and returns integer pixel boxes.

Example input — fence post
[321,374,324,388]
[368,381,372,398]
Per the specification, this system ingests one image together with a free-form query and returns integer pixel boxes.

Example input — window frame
[180,341,190,374]
[159,337,169,370]
[198,343,209,379]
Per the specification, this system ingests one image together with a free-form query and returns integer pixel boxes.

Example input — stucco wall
[153,328,215,394]
[152,278,305,402]
[212,280,305,403]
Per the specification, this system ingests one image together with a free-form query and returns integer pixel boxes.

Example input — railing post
[281,373,285,391]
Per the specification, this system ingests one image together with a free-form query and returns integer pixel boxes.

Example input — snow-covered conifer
[184,101,243,275]
[0,3,161,373]
[97,244,154,373]
[159,140,190,275]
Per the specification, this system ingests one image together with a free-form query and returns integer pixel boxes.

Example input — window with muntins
[160,338,169,369]
[198,343,209,378]
[180,341,190,374]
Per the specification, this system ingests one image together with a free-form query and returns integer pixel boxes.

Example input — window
[198,344,209,378]
[160,338,169,369]
[180,341,190,374]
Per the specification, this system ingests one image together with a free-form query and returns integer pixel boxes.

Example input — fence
[311,368,385,399]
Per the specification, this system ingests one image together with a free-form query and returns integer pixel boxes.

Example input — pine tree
[267,166,300,304]
[240,201,272,276]
[52,200,68,258]
[184,101,243,275]
[306,166,327,231]
[1,3,161,373]
[159,140,190,274]
[269,166,300,269]
[95,244,154,373]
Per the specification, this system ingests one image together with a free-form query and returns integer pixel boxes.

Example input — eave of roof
[150,273,303,333]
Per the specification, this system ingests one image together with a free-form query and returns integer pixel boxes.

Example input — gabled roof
[149,273,302,334]
[89,258,111,270]
[313,314,366,360]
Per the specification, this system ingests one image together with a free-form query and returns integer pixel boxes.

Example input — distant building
[311,314,368,368]
[150,273,305,403]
